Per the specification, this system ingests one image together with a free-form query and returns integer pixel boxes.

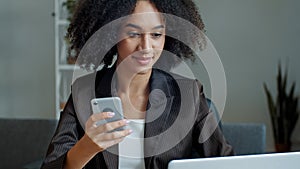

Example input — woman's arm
[41,95,81,169]
[64,134,100,169]
[42,95,131,169]
[64,112,132,169]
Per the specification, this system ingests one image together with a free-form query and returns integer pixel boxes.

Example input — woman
[42,0,234,169]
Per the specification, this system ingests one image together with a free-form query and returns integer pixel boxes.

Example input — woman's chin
[136,67,152,75]
[116,57,158,75]
[127,64,152,75]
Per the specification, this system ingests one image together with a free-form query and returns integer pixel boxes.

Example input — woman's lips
[132,55,153,65]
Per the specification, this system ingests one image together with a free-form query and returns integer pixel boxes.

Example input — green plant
[62,0,77,21]
[263,63,299,149]
[62,0,78,63]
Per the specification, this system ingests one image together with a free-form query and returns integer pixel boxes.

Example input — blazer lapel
[144,69,180,167]
[72,71,97,130]
[95,66,117,98]
[72,66,117,129]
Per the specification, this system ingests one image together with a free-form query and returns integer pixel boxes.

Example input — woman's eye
[127,32,140,38]
[151,32,162,39]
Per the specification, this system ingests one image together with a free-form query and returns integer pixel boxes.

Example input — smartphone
[90,97,125,131]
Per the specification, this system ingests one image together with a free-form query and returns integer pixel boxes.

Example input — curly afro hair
[67,0,206,70]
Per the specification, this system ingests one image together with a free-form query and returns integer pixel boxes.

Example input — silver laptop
[168,152,300,169]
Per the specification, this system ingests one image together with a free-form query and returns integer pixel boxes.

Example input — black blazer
[42,66,233,169]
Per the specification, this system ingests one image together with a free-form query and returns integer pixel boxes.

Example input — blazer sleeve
[41,94,84,169]
[192,80,234,157]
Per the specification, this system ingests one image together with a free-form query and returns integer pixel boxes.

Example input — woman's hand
[64,112,131,169]
[84,111,132,153]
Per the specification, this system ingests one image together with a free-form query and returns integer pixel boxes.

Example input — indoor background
[1,0,300,153]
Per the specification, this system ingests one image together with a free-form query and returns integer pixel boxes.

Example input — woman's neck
[116,68,151,96]
[115,67,151,119]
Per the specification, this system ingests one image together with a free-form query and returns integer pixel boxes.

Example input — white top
[119,119,145,169]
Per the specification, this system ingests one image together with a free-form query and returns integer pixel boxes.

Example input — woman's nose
[140,34,151,53]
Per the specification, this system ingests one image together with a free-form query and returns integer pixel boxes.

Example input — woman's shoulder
[152,68,204,97]
[71,67,111,88]
[153,68,202,86]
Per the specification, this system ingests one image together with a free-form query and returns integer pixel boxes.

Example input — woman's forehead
[124,13,165,28]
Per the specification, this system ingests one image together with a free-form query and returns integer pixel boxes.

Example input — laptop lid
[168,152,300,169]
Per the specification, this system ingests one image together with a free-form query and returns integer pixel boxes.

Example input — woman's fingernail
[124,119,130,124]
[108,112,115,117]
[128,129,133,134]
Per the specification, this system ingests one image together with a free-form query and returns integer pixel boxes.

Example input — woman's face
[116,0,165,74]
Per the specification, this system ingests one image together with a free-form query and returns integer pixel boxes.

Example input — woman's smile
[132,55,154,66]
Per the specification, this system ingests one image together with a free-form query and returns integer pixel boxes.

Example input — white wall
[194,0,300,152]
[0,0,55,119]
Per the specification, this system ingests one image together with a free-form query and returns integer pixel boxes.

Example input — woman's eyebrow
[152,25,165,30]
[125,23,142,30]
[125,23,165,30]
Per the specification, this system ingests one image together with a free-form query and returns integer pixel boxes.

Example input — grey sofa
[0,118,57,169]
[223,123,266,155]
[0,118,266,169]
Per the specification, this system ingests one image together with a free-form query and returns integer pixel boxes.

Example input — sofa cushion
[222,123,266,155]
[0,118,57,169]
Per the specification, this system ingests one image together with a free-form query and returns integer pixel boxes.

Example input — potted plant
[263,63,299,152]
[62,0,77,21]
[62,0,78,64]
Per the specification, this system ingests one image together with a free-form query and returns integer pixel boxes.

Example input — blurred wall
[194,0,300,152]
[0,0,55,119]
